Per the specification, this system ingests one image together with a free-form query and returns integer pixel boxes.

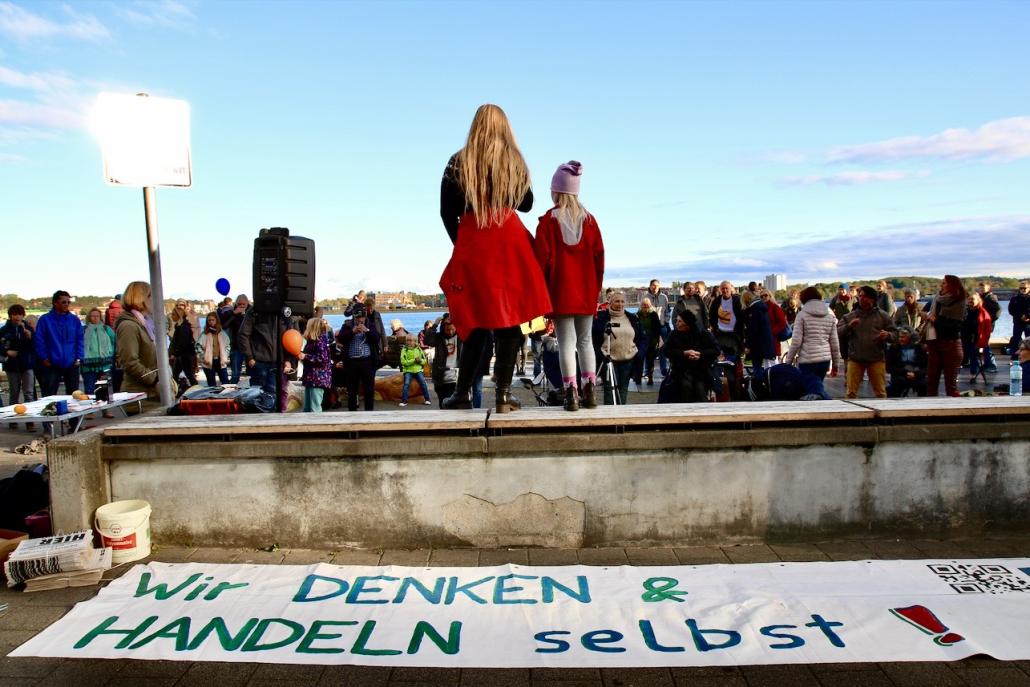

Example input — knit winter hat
[551,161,583,195]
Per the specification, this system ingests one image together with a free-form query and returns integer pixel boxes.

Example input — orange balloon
[281,329,304,357]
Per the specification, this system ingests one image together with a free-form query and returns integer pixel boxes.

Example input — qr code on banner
[928,564,1030,594]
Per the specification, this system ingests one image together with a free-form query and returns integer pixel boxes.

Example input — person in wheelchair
[886,326,928,397]
[658,310,719,404]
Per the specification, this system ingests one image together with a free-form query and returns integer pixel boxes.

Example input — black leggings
[457,326,522,389]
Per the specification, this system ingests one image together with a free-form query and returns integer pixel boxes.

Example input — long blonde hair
[553,192,586,227]
[457,104,531,227]
[303,317,328,342]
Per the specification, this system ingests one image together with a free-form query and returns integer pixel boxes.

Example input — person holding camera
[337,306,380,411]
[592,292,641,405]
[220,294,250,384]
[1,304,36,409]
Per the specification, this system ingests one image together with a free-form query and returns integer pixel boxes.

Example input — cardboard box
[0,528,29,573]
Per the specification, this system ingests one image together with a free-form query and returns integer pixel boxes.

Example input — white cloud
[0,125,58,144]
[117,0,195,29]
[828,117,1030,164]
[0,151,25,163]
[0,65,75,92]
[0,99,82,128]
[779,170,929,187]
[0,2,109,42]
[603,215,1030,285]
[760,150,808,164]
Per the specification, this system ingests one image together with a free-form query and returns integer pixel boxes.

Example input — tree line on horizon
[0,275,1023,315]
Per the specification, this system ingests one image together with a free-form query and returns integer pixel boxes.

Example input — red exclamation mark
[890,605,964,646]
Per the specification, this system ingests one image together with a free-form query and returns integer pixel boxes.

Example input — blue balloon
[215,278,231,296]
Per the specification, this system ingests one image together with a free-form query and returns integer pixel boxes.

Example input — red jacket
[766,299,788,356]
[534,208,605,316]
[439,210,553,340]
[974,305,992,348]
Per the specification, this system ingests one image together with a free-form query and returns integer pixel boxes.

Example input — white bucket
[95,499,152,564]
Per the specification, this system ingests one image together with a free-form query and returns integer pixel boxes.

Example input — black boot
[581,379,597,409]
[493,332,521,413]
[441,388,472,410]
[563,384,580,411]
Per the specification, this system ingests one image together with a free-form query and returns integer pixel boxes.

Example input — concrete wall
[93,425,1030,548]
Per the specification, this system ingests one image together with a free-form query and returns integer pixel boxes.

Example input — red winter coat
[766,299,788,356]
[534,208,605,316]
[973,305,992,348]
[439,210,553,340]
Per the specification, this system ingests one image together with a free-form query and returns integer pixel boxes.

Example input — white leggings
[554,314,596,384]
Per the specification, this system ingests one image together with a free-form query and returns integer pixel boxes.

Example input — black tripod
[597,322,621,406]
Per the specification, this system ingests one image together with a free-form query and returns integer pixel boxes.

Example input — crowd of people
[1,276,1027,418]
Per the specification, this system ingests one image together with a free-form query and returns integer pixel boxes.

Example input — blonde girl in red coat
[439,104,553,412]
[535,161,605,410]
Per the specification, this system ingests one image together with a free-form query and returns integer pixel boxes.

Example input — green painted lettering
[241,618,305,652]
[187,617,259,651]
[351,620,402,655]
[493,574,538,604]
[292,574,349,602]
[444,576,494,605]
[406,621,461,655]
[296,620,358,654]
[346,575,399,604]
[183,577,214,601]
[128,617,192,651]
[541,576,591,604]
[73,615,159,649]
[203,581,250,600]
[394,577,445,604]
[134,572,203,599]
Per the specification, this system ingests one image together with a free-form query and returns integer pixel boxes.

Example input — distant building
[764,274,787,292]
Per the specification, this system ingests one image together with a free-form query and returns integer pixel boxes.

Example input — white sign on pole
[93,93,192,188]
[11,560,1030,667]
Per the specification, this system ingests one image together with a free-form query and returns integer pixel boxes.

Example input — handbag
[778,324,793,342]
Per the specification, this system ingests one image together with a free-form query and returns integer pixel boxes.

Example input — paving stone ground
[2,535,1029,686]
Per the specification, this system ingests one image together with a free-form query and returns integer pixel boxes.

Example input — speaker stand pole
[275,312,283,413]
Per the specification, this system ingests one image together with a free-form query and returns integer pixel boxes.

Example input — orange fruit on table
[14,404,27,415]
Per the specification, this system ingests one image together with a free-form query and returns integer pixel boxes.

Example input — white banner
[11,560,1030,666]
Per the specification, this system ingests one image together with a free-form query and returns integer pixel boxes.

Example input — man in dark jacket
[743,295,776,371]
[33,290,84,396]
[674,281,709,332]
[1007,280,1029,359]
[237,308,296,410]
[709,281,745,359]
[838,285,895,398]
[220,294,250,384]
[1,304,36,405]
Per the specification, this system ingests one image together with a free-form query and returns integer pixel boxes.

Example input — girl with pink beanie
[534,161,606,410]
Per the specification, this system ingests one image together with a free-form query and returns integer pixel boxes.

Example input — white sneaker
[423,400,432,405]
[399,402,407,407]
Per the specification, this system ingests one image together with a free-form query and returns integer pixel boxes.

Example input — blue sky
[1,0,1028,300]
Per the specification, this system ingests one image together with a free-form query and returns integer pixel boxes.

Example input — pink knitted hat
[550,160,583,195]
